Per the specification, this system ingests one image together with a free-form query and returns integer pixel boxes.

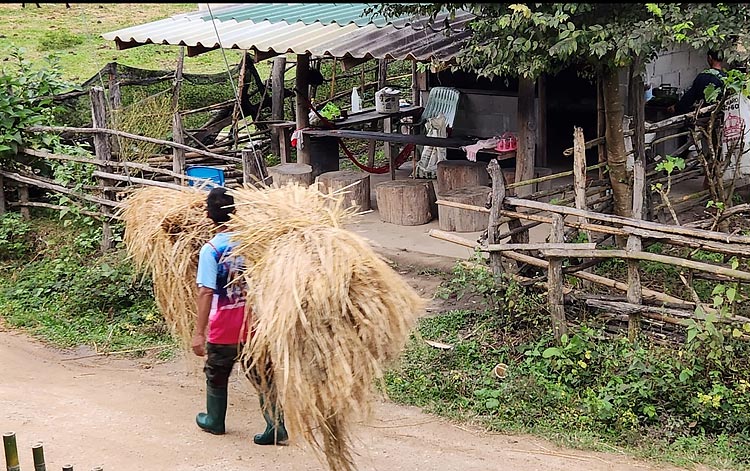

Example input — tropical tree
[372,3,750,218]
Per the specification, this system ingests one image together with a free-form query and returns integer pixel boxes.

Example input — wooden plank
[515,77,536,197]
[384,116,396,180]
[9,201,113,220]
[486,159,504,276]
[548,214,567,342]
[295,53,311,165]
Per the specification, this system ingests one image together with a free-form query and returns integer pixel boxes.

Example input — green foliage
[0,212,33,259]
[0,217,171,354]
[318,102,341,120]
[654,154,685,175]
[38,29,84,51]
[0,47,73,161]
[372,3,750,82]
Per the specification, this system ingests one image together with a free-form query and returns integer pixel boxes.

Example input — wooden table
[302,129,517,180]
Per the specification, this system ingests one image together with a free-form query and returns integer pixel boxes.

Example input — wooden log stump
[315,170,371,211]
[376,180,436,226]
[436,160,489,194]
[438,186,491,232]
[268,163,313,188]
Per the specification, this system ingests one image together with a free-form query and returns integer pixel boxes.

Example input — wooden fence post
[3,432,20,471]
[271,56,287,159]
[242,147,268,187]
[90,86,114,252]
[549,213,568,343]
[628,158,645,340]
[19,184,30,220]
[573,126,592,287]
[172,112,185,184]
[0,174,5,216]
[487,159,505,277]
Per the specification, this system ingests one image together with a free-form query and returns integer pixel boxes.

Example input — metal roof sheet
[102,4,473,62]
[202,3,397,27]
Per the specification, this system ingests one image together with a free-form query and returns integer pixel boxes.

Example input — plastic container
[375,87,400,113]
[351,87,362,113]
[185,165,225,189]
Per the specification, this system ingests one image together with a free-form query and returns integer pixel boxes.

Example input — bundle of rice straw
[119,186,215,347]
[227,184,425,471]
[121,183,425,471]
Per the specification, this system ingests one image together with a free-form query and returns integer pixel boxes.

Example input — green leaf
[726,287,737,303]
[712,285,726,295]
[679,369,692,382]
[732,328,742,338]
[542,347,562,358]
[687,328,698,343]
[485,398,500,409]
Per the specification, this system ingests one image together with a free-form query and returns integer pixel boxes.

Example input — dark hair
[206,187,234,225]
[708,49,724,62]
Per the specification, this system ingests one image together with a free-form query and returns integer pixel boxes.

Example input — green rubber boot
[196,384,228,435]
[253,396,288,445]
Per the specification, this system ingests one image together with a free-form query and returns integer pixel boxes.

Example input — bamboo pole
[539,248,750,281]
[0,170,119,208]
[487,242,597,252]
[3,432,20,471]
[573,127,591,240]
[506,162,607,190]
[9,201,114,220]
[32,442,46,471]
[548,214,567,342]
[505,197,750,244]
[92,170,186,191]
[427,229,694,307]
[25,126,241,163]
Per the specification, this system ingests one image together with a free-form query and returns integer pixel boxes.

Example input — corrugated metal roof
[202,3,398,27]
[102,4,474,62]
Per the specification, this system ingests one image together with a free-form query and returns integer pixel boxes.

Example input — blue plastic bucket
[185,165,225,189]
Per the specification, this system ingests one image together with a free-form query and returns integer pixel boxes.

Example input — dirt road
[0,326,683,471]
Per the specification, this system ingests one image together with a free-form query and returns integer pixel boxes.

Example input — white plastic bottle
[351,87,362,113]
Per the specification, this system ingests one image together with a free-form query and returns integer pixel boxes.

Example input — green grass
[0,214,175,359]
[0,3,248,82]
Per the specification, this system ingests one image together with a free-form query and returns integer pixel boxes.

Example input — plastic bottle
[351,87,362,113]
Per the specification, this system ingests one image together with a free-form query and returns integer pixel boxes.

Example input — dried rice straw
[120,183,425,471]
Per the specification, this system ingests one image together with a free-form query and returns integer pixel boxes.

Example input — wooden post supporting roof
[295,54,311,165]
[515,77,537,198]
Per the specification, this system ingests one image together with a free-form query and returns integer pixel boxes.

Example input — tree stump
[268,163,313,188]
[436,160,489,194]
[315,170,371,211]
[438,186,492,232]
[375,180,436,226]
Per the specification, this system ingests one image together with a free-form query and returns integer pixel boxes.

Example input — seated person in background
[668,49,727,115]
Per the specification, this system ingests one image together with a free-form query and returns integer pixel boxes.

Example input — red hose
[298,91,415,174]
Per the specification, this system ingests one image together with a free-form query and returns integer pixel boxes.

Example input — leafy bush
[0,47,73,162]
[0,212,33,259]
[386,260,750,469]
[0,217,170,353]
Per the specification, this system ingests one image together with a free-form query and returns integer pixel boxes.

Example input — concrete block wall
[646,45,707,93]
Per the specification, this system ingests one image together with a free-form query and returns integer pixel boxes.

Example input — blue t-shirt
[196,232,248,344]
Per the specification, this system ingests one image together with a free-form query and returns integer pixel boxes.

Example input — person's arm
[673,74,708,114]
[192,286,214,356]
[193,243,218,356]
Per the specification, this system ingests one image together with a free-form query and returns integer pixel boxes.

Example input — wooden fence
[431,110,750,343]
